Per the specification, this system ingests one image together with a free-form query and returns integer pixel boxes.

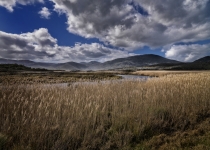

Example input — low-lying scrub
[0,64,48,72]
[0,73,210,149]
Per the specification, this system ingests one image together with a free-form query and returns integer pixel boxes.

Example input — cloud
[51,0,210,50]
[0,29,133,62]
[164,43,210,62]
[54,43,135,63]
[1,0,210,62]
[0,28,57,60]
[0,0,44,12]
[38,7,51,19]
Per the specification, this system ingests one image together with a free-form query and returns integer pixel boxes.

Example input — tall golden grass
[0,72,121,85]
[132,70,209,77]
[0,73,210,149]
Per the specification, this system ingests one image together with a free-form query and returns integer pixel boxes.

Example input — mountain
[194,56,210,63]
[101,54,180,69]
[0,58,33,64]
[1,54,208,70]
[53,62,87,70]
[0,58,87,70]
[168,56,210,70]
[81,61,102,70]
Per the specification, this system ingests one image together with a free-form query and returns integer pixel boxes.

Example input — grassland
[0,72,210,149]
[132,70,209,77]
[0,71,122,85]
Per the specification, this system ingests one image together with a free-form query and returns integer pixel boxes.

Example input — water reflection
[118,75,151,80]
[42,75,151,88]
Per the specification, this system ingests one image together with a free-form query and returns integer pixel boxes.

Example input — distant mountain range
[0,54,209,70]
[194,56,210,63]
[171,56,210,70]
[149,56,210,70]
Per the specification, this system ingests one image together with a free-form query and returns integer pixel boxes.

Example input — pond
[41,75,152,88]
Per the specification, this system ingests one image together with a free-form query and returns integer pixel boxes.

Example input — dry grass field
[0,71,121,85]
[0,72,210,149]
[132,70,209,77]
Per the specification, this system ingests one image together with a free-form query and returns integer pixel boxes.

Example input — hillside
[194,56,210,63]
[171,56,210,70]
[1,55,209,71]
[91,54,181,70]
[0,58,87,71]
[148,56,210,70]
[101,54,180,69]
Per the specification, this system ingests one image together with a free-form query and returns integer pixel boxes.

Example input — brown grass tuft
[0,72,210,149]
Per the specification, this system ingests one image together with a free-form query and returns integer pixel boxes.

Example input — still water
[43,75,151,87]
[118,75,151,80]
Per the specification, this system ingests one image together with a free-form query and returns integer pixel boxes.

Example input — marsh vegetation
[1,72,210,149]
[0,71,122,85]
[132,70,208,77]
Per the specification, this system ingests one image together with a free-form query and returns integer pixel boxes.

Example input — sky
[0,0,210,63]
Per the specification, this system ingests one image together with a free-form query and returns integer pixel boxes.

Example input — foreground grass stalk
[0,73,210,149]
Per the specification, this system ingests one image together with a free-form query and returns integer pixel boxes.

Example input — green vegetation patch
[0,64,47,72]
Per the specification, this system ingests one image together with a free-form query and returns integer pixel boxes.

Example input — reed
[0,73,210,149]
[132,70,208,77]
[0,72,121,85]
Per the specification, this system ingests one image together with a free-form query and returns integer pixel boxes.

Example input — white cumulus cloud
[0,0,44,12]
[0,28,133,62]
[50,0,210,50]
[1,0,210,62]
[38,7,51,19]
[164,44,210,62]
